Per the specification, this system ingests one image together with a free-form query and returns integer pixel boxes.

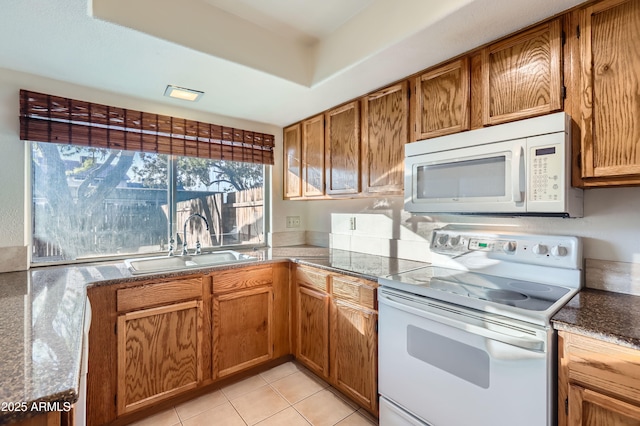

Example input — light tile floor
[129,362,378,426]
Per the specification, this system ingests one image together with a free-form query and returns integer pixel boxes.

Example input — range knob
[532,244,548,255]
[502,241,517,253]
[448,235,461,247]
[437,234,449,246]
[551,245,568,257]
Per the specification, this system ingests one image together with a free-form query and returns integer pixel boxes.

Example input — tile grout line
[263,380,314,426]
[229,399,250,426]
[137,363,372,426]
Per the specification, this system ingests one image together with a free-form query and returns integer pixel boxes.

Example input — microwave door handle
[511,145,525,202]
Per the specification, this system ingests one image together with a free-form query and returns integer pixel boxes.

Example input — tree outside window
[31,143,265,263]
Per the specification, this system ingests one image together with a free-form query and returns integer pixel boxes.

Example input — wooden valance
[19,90,275,165]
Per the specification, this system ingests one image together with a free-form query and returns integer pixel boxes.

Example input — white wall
[2,66,640,270]
[304,188,640,265]
[0,67,308,270]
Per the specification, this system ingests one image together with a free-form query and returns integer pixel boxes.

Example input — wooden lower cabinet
[295,285,330,378]
[211,265,280,379]
[330,299,378,413]
[10,412,61,426]
[294,265,379,415]
[87,262,382,422]
[117,300,203,415]
[87,264,290,425]
[568,384,640,426]
[213,286,273,378]
[559,331,640,426]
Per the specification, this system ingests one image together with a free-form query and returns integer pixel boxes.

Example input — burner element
[484,289,528,301]
[509,281,553,292]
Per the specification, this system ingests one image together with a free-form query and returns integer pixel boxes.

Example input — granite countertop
[286,248,428,281]
[0,246,427,424]
[0,268,87,425]
[552,288,640,351]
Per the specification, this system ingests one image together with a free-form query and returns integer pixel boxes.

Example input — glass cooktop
[380,266,571,313]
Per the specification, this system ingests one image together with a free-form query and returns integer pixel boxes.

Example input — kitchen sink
[124,250,257,274]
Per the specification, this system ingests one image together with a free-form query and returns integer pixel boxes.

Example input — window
[31,143,265,263]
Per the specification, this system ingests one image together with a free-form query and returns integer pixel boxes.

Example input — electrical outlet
[286,216,301,228]
[350,217,356,230]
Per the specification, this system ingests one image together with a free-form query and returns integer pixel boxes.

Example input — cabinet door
[415,58,470,139]
[362,82,409,195]
[482,18,563,125]
[568,383,640,425]
[283,123,302,198]
[330,300,378,413]
[580,0,640,180]
[213,286,273,378]
[117,300,202,415]
[296,285,330,378]
[325,101,361,195]
[302,114,325,197]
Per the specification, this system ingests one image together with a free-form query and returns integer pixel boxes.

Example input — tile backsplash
[268,230,330,248]
[330,213,433,262]
[331,213,640,296]
[585,259,640,296]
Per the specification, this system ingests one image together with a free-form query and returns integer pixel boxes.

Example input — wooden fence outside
[33,187,264,261]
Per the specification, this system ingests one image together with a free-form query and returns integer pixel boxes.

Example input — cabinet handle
[512,144,524,202]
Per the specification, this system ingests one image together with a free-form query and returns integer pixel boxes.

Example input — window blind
[19,90,275,165]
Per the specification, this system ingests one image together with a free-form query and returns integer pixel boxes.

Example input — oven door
[404,139,526,214]
[378,288,553,426]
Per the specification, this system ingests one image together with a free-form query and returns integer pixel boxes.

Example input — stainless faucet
[182,213,210,255]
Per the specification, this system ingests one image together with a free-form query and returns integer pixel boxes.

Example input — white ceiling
[202,0,376,45]
[0,0,584,127]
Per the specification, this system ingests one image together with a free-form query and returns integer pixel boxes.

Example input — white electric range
[377,227,582,426]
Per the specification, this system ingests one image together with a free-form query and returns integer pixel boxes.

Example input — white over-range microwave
[404,112,583,217]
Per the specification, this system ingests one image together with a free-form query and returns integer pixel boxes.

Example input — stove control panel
[468,238,518,253]
[430,229,582,270]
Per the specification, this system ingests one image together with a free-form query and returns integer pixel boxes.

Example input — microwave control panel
[529,145,562,202]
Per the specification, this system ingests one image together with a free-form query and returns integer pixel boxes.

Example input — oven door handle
[379,291,545,352]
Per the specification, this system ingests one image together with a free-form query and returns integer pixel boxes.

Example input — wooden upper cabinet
[302,114,325,197]
[325,101,361,195]
[362,81,409,195]
[579,0,640,182]
[283,124,302,199]
[414,58,470,140]
[482,18,563,125]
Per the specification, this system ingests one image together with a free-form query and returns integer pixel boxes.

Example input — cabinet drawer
[296,266,329,292]
[331,276,377,310]
[564,332,640,403]
[213,265,273,293]
[117,277,203,312]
